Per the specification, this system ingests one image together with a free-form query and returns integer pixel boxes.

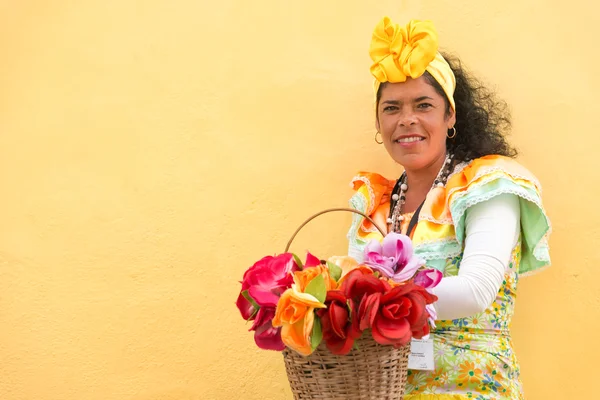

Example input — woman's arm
[431,193,520,320]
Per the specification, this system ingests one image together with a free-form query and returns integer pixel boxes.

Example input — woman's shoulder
[350,172,396,194]
[449,155,542,193]
[447,154,545,225]
[349,172,396,214]
[447,155,551,275]
[346,172,395,257]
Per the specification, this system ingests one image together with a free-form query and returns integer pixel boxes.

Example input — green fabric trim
[347,191,369,262]
[413,239,461,268]
[450,177,551,275]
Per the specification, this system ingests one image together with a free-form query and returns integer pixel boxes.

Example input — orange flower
[327,256,358,276]
[485,361,504,380]
[273,291,311,325]
[293,265,336,291]
[273,286,326,356]
[425,368,449,387]
[279,309,317,356]
[273,264,340,355]
[458,361,483,384]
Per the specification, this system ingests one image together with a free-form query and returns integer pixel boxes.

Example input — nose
[398,109,417,127]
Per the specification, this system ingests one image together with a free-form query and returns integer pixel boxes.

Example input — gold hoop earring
[447,127,457,139]
[375,131,383,144]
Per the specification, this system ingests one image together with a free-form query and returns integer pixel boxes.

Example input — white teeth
[397,137,423,143]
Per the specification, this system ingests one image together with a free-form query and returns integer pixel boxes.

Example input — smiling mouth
[395,137,425,143]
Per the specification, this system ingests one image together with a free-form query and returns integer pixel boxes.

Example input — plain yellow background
[1,1,598,399]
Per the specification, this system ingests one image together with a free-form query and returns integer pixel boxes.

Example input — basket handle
[284,207,386,253]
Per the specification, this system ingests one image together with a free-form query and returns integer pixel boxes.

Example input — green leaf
[242,290,260,319]
[327,261,342,282]
[304,274,326,303]
[311,317,323,350]
[292,253,304,270]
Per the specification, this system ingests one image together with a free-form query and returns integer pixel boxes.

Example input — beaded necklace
[387,153,455,234]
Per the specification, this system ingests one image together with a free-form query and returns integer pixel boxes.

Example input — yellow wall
[1,1,598,399]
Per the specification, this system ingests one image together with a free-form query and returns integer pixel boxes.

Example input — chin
[394,153,430,171]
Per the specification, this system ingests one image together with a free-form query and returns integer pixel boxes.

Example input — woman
[347,17,551,399]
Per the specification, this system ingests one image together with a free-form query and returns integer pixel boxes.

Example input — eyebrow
[381,96,434,105]
[415,96,434,102]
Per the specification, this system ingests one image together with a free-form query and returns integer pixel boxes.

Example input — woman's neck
[403,153,447,212]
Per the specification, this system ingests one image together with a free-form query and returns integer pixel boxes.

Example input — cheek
[433,129,447,146]
[425,120,448,145]
[378,116,396,137]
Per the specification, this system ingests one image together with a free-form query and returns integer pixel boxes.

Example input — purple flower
[363,232,425,283]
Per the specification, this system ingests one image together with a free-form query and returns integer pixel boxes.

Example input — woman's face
[376,76,455,172]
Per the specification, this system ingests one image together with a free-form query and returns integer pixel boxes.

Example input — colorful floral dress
[347,155,551,400]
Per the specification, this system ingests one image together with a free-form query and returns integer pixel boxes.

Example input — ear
[375,118,381,132]
[447,107,456,129]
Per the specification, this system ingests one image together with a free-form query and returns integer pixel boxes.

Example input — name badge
[408,337,434,371]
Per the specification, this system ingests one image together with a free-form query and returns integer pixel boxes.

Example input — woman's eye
[383,106,398,112]
[417,103,432,109]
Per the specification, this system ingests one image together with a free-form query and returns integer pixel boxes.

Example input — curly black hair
[376,52,517,162]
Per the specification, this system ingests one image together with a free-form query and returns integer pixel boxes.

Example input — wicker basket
[283,336,410,400]
[282,208,411,400]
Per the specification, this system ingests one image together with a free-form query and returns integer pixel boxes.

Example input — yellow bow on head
[369,17,456,110]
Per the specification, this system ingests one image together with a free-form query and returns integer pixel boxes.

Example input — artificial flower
[236,253,299,320]
[367,283,438,347]
[363,232,425,282]
[317,291,362,355]
[327,255,361,279]
[414,268,443,289]
[340,267,390,301]
[273,283,326,356]
[293,264,336,292]
[252,309,285,351]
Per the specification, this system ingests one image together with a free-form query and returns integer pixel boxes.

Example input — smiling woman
[347,17,551,400]
[376,76,455,180]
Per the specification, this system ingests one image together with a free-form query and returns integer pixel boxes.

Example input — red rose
[358,292,382,331]
[404,289,437,338]
[367,283,438,347]
[340,268,390,300]
[317,290,362,355]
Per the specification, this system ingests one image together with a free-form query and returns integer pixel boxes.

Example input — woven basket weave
[283,336,410,399]
[282,208,410,399]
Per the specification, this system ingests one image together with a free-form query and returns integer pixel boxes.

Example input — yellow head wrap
[369,17,456,110]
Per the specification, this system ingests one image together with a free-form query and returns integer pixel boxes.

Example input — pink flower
[252,309,286,351]
[364,233,425,283]
[236,253,318,351]
[236,254,300,319]
[413,268,442,328]
[414,268,443,289]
